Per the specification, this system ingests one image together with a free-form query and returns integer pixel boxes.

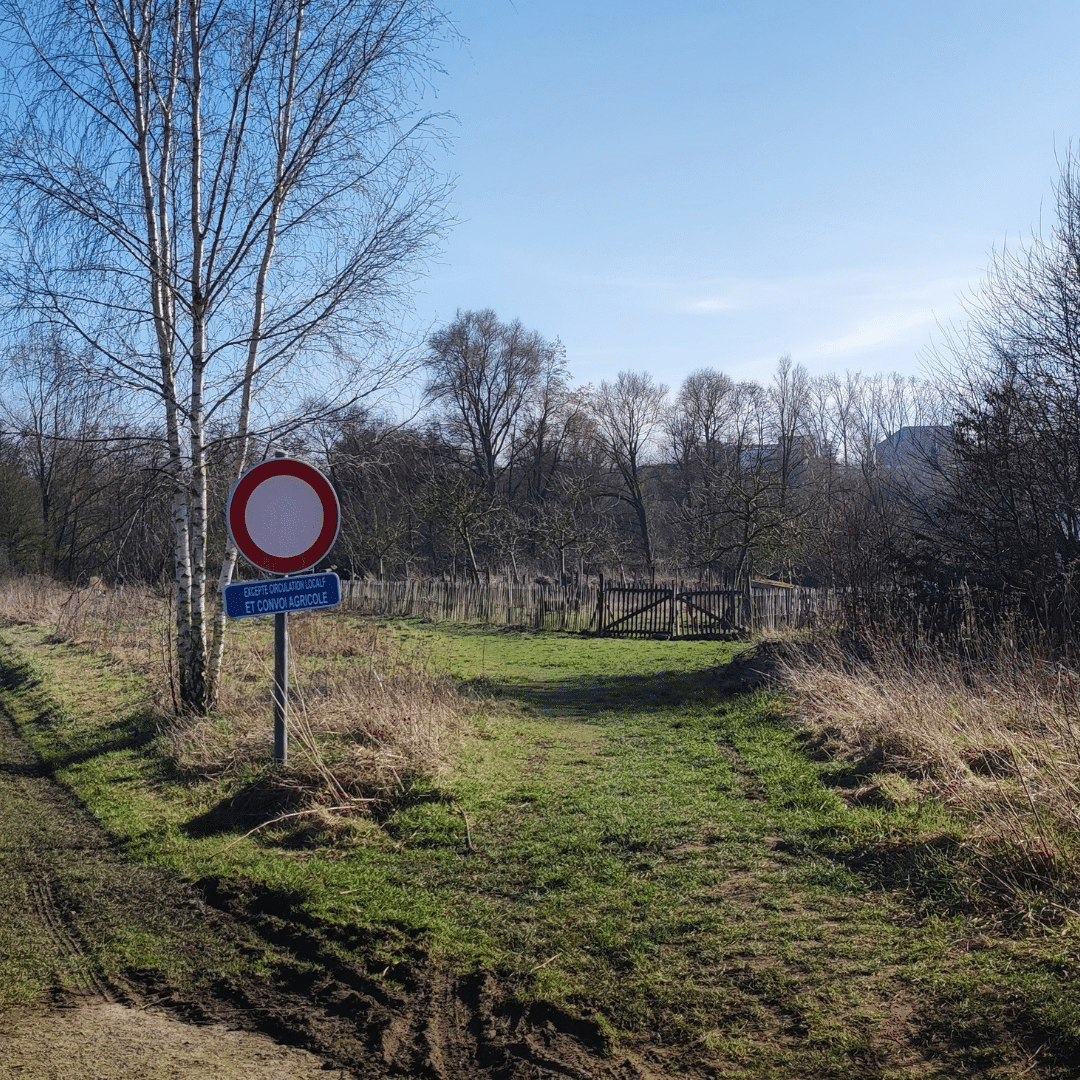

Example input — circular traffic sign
[227,457,340,574]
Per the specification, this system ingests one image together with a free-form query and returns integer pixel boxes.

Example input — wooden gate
[676,586,742,636]
[597,584,678,638]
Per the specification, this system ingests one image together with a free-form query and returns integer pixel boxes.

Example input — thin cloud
[673,267,973,318]
[801,309,938,359]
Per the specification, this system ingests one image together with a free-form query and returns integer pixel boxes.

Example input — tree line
[1,309,944,594]
[328,325,947,596]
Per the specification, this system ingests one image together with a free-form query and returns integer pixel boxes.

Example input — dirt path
[0,694,343,1078]
[0,688,652,1079]
[0,1004,348,1079]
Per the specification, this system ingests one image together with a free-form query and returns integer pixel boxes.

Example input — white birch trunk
[183,0,209,711]
[128,0,195,708]
[208,5,305,704]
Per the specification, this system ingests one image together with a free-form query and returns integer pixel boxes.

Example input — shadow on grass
[0,657,33,693]
[0,640,160,757]
[462,647,775,718]
[28,705,162,772]
[183,769,441,840]
[183,777,308,838]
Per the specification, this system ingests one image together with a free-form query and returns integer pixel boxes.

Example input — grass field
[2,607,1080,1077]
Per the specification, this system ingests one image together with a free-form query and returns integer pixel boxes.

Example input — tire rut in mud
[198,875,661,1078]
[0,698,175,1010]
[0,684,655,1079]
[23,867,117,1004]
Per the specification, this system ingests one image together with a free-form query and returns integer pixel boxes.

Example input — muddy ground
[0,695,665,1079]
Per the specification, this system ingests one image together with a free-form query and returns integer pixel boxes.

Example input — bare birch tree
[0,0,452,711]
[589,370,668,581]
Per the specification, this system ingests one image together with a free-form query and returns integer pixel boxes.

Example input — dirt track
[1,1004,347,1079]
[0,694,659,1079]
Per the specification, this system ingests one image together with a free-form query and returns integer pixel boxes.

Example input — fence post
[597,573,605,636]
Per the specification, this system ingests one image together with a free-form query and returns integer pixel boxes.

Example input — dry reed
[776,632,1080,882]
[0,574,70,625]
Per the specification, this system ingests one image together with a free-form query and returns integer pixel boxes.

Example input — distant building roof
[875,425,949,468]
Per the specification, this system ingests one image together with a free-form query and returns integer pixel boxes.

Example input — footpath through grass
[1,618,1080,1078]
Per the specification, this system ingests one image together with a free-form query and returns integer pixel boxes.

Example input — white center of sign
[244,474,324,558]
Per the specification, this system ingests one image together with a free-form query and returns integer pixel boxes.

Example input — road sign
[227,457,340,574]
[224,572,341,620]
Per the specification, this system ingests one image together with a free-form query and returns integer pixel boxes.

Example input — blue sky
[411,0,1080,392]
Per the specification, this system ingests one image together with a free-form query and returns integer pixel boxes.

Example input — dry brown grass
[0,575,474,819]
[172,612,472,811]
[776,632,1080,878]
[0,574,172,690]
[0,574,69,625]
[0,573,162,637]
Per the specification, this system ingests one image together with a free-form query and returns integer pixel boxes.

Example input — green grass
[2,617,1080,1076]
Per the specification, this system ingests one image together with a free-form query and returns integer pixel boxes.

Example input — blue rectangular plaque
[224,572,341,619]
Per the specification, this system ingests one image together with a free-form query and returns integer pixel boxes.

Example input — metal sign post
[224,456,341,765]
[274,609,288,763]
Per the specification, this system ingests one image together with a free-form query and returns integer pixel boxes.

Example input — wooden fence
[340,578,599,632]
[340,578,834,637]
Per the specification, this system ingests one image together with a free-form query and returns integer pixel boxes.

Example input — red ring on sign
[227,458,340,574]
